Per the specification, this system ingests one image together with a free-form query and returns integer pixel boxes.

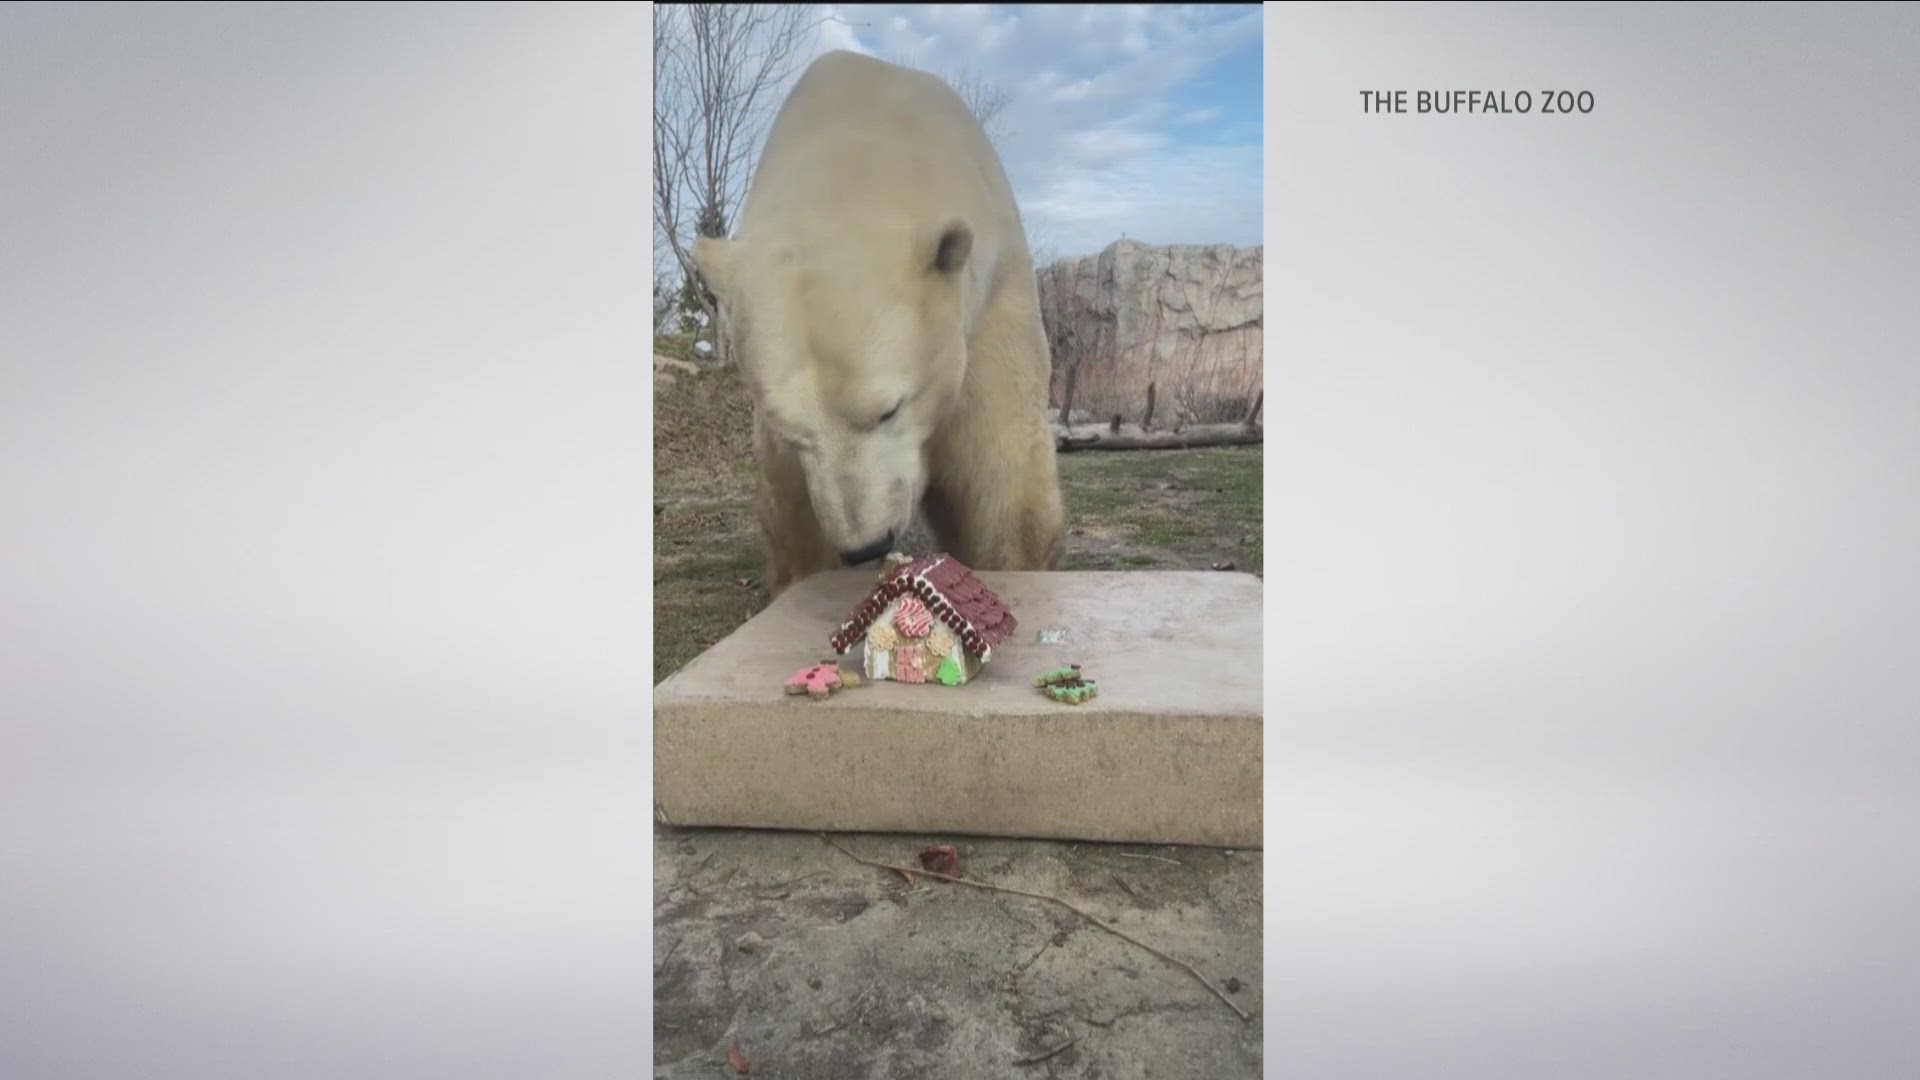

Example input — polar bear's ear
[691,235,736,296]
[930,220,973,275]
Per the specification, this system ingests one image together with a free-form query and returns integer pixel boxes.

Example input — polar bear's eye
[878,400,903,424]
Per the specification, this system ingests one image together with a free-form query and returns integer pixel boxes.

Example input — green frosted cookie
[1032,664,1083,688]
[1034,665,1096,704]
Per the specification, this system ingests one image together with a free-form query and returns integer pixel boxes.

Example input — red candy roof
[829,554,1017,659]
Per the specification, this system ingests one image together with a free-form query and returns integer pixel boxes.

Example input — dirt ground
[652,360,1265,1077]
[653,828,1263,1079]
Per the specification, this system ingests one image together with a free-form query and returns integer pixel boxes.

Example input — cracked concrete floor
[653,826,1262,1079]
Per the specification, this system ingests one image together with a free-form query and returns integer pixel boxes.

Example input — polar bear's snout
[839,534,896,566]
[796,436,921,567]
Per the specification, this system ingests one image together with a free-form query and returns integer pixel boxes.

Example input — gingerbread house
[829,554,1016,686]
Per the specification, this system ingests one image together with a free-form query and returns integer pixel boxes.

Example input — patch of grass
[654,591,765,681]
[653,332,703,366]
[659,548,763,588]
[653,366,1262,681]
[1063,485,1135,518]
[1061,551,1123,571]
[1057,446,1263,574]
[1128,510,1209,547]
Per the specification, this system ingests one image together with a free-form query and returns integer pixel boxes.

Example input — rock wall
[1036,239,1263,426]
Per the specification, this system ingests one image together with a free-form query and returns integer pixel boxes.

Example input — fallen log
[1052,421,1262,452]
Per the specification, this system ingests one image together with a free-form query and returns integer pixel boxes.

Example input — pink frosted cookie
[783,661,842,699]
[893,596,933,639]
[893,645,928,684]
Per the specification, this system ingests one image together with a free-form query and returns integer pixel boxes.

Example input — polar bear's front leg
[922,475,1064,571]
[755,434,839,595]
[922,421,1065,572]
[920,285,1067,572]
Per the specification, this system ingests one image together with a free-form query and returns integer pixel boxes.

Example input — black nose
[839,533,895,566]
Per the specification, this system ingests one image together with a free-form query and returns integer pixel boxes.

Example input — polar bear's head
[692,217,973,564]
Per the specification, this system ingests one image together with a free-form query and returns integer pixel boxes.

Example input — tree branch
[821,836,1251,1023]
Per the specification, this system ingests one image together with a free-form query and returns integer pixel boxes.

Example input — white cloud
[1023,141,1263,258]
[920,3,1264,256]
[975,15,1018,50]
[1065,122,1166,167]
[812,5,869,56]
[660,3,1262,267]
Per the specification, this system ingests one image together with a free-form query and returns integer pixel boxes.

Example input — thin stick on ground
[821,836,1251,1023]
[809,986,874,1037]
[1014,1036,1081,1067]
[1115,852,1182,866]
[654,936,682,972]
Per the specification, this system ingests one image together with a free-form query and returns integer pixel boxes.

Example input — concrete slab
[653,825,1263,1079]
[654,571,1263,848]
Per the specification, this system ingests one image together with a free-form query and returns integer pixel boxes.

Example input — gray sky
[3,5,651,1077]
[1268,4,1920,1078]
[810,3,1263,258]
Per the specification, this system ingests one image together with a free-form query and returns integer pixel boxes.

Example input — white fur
[694,51,1065,593]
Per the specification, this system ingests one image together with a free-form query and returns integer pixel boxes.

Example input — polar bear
[692,51,1065,595]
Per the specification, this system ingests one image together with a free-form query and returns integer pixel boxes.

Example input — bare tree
[654,3,824,364]
[1026,214,1059,273]
[891,49,1014,149]
[944,67,1013,146]
[1038,258,1115,430]
[652,279,676,337]
[655,11,1019,364]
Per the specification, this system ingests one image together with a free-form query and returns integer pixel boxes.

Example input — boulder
[1037,239,1262,426]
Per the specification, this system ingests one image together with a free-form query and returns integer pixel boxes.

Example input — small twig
[754,870,824,898]
[810,986,874,1037]
[1011,937,1052,980]
[655,937,682,971]
[1116,852,1181,866]
[1111,874,1138,901]
[1015,1036,1081,1066]
[822,836,1250,1022]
